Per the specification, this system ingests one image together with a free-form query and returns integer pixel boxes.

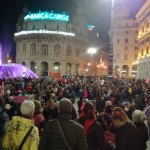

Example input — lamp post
[87,48,97,75]
[108,0,115,76]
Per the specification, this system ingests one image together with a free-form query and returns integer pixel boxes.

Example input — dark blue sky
[0,0,146,62]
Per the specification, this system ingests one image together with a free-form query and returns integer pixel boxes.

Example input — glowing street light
[87,47,97,75]
[87,48,97,62]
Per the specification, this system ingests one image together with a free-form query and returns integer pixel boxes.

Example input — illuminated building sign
[87,25,94,31]
[14,30,75,37]
[24,11,69,22]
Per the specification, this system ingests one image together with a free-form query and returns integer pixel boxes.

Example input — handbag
[56,119,72,150]
[17,126,34,150]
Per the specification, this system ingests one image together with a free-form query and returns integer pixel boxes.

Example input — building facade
[136,0,150,80]
[14,8,105,77]
[110,2,139,77]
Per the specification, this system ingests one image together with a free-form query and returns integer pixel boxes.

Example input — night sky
[0,0,146,62]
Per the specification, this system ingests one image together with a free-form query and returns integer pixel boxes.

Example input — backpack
[0,107,9,142]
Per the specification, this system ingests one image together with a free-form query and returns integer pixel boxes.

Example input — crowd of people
[0,75,150,150]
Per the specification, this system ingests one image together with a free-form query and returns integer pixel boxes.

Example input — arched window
[30,43,36,56]
[66,45,72,56]
[42,44,48,55]
[54,44,61,57]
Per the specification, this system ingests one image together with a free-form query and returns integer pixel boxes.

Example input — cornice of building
[136,0,150,19]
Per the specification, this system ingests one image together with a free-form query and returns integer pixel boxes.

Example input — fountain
[0,44,38,79]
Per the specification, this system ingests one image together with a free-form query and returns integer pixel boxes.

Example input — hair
[112,107,131,123]
[20,100,35,117]
[34,100,43,114]
[132,110,147,123]
[83,101,95,119]
[59,98,72,114]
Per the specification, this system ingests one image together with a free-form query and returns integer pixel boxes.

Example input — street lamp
[108,0,115,76]
[87,47,97,75]
[87,48,97,62]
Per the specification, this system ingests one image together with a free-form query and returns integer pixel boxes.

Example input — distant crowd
[0,76,150,150]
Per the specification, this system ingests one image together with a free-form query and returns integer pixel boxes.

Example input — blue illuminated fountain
[0,45,38,79]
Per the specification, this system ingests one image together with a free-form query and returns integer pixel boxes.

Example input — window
[147,22,149,29]
[30,43,36,56]
[117,39,119,43]
[44,25,47,29]
[142,26,144,33]
[57,25,59,30]
[126,23,128,26]
[116,53,119,59]
[124,54,128,60]
[134,55,137,60]
[141,49,144,56]
[22,44,26,55]
[54,44,61,57]
[146,47,149,54]
[125,38,128,43]
[33,25,35,30]
[135,47,138,51]
[125,47,128,50]
[125,31,128,34]
[66,45,72,56]
[42,44,48,55]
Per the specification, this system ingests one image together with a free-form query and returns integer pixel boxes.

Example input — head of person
[33,100,43,115]
[132,110,147,123]
[20,100,35,118]
[58,98,72,114]
[45,99,56,109]
[112,107,131,128]
[83,101,95,119]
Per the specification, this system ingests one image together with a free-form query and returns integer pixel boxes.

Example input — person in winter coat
[1,100,39,150]
[77,101,105,150]
[112,107,139,150]
[132,110,148,150]
[39,98,88,150]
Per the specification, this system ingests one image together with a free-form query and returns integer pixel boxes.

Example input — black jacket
[39,114,88,150]
[115,122,139,150]
[134,122,148,150]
